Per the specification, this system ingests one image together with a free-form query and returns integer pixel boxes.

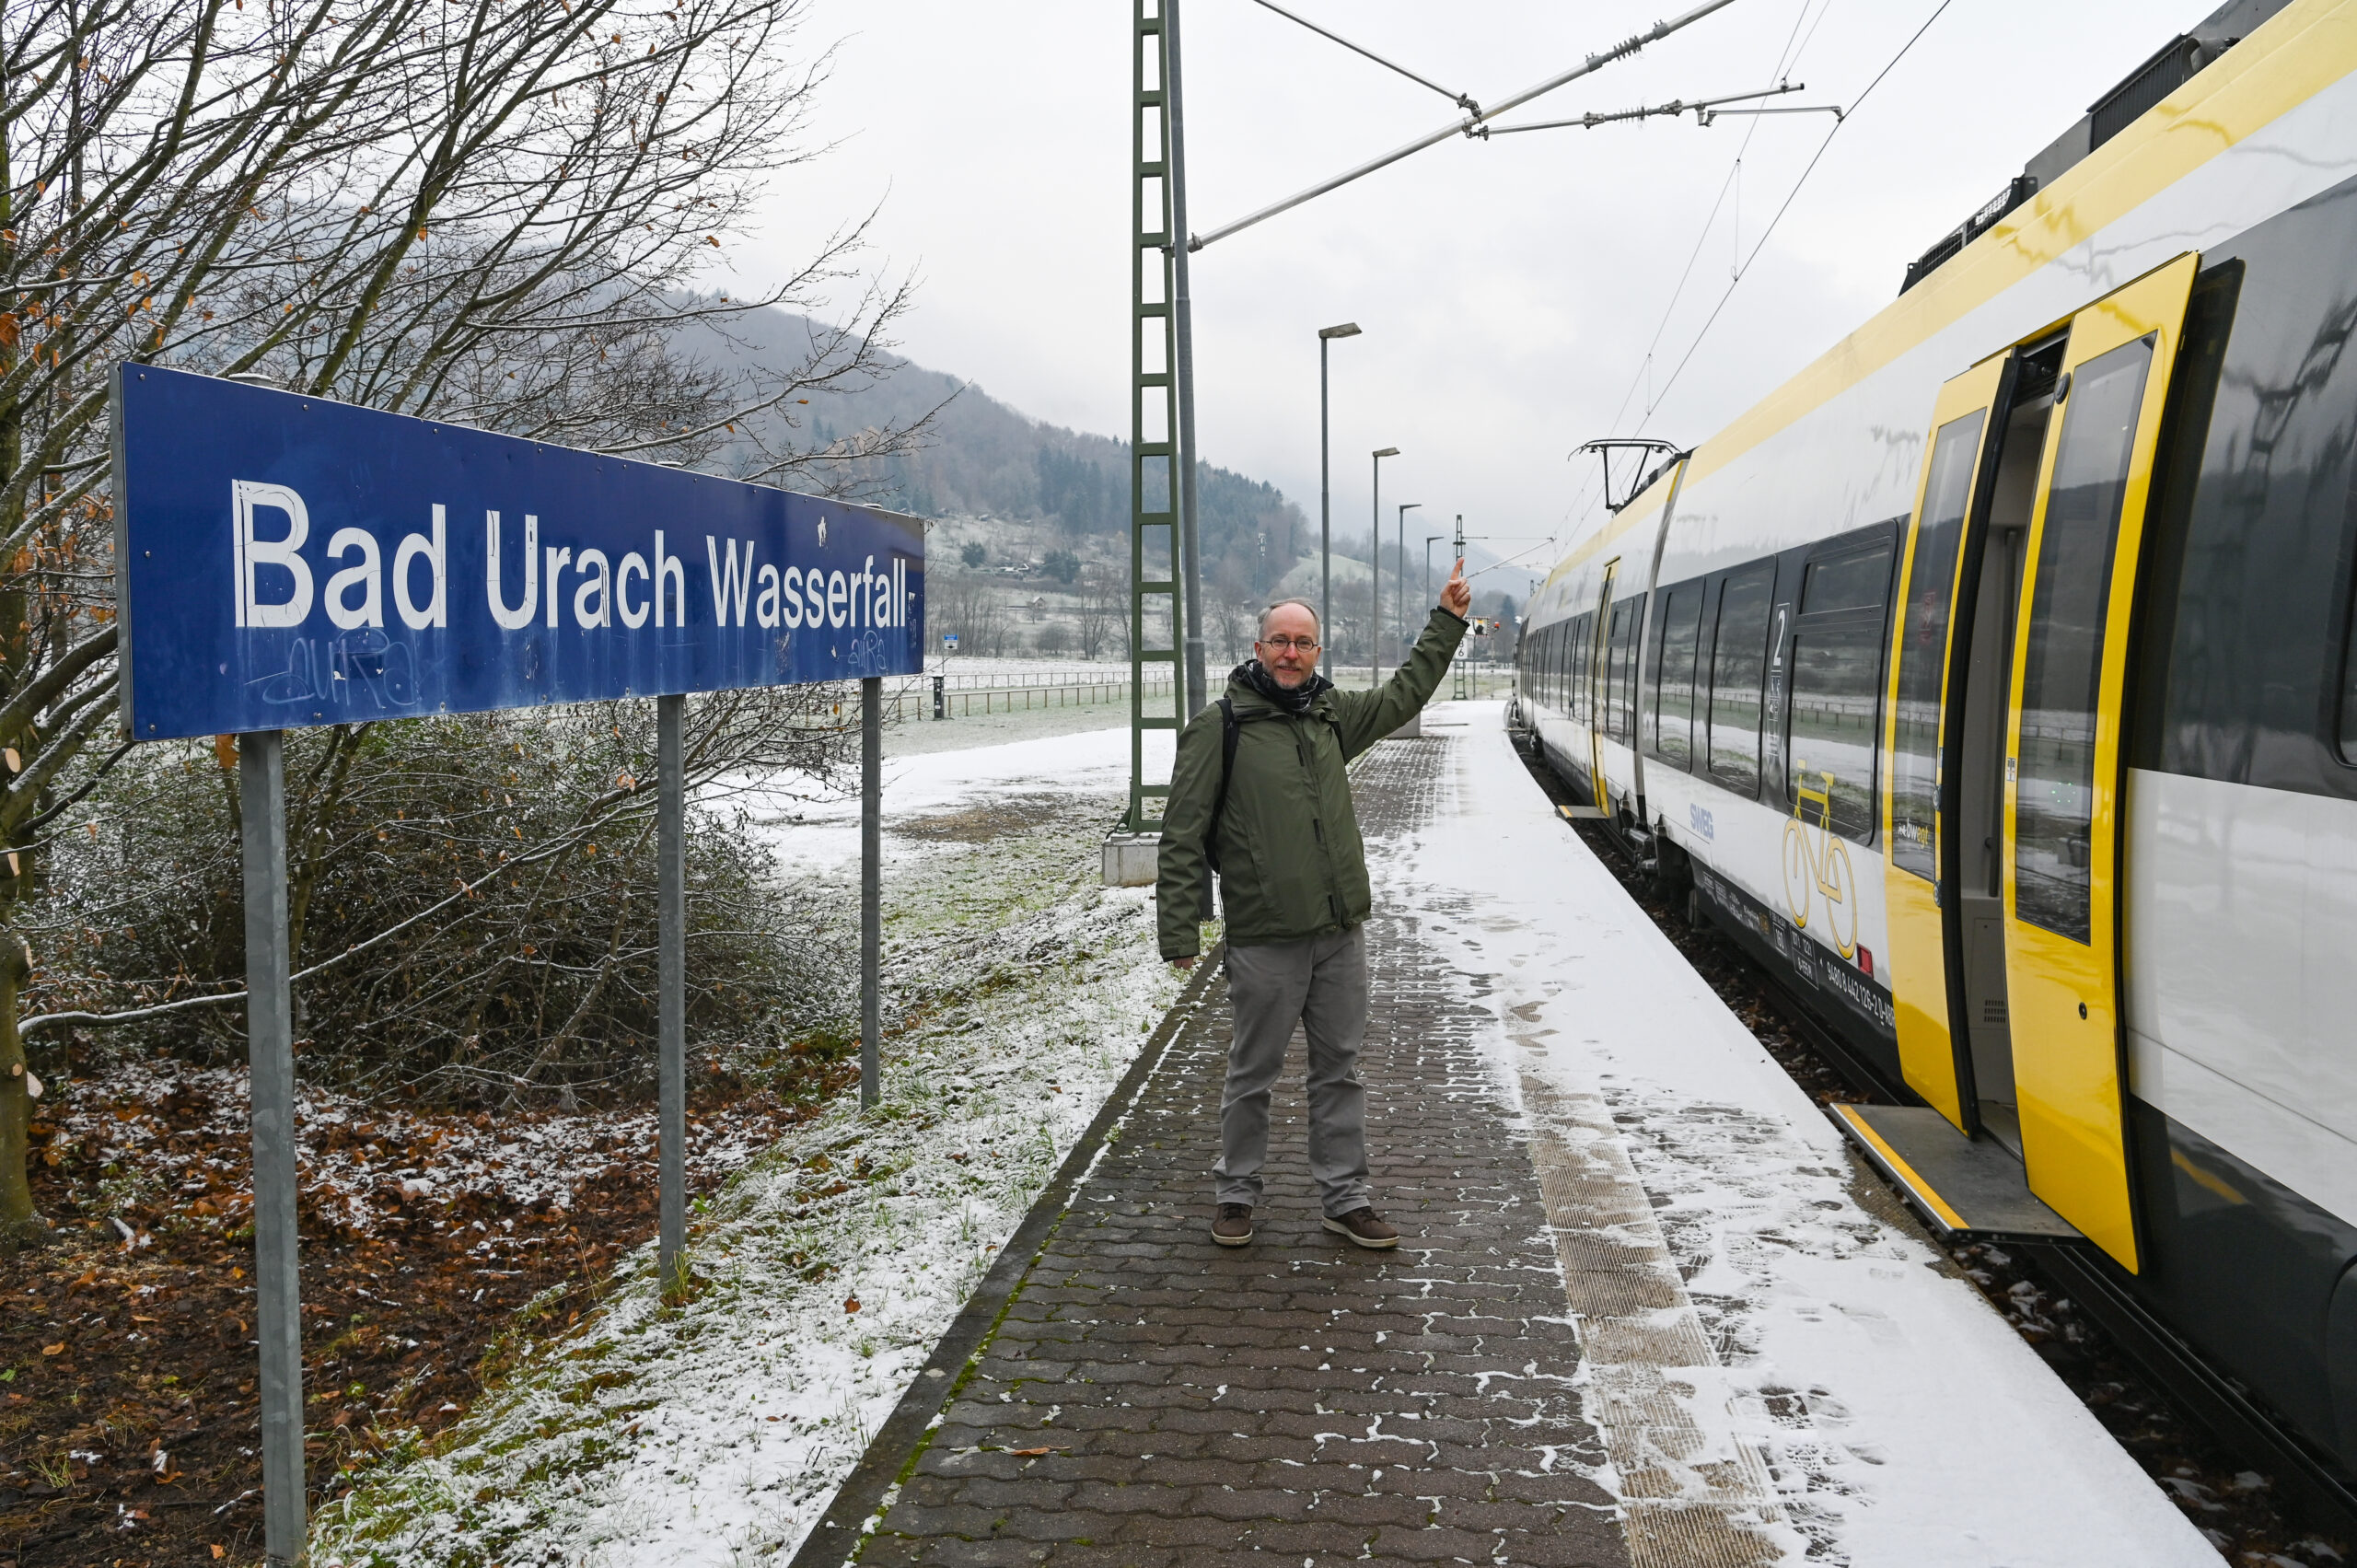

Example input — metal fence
[880,671,1178,721]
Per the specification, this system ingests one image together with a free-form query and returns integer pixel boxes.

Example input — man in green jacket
[1159,563,1472,1249]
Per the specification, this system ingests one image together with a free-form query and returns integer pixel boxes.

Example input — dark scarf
[1235,659,1331,714]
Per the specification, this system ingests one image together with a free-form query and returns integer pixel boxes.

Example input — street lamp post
[1424,534,1446,610]
[1370,447,1398,690]
[1395,502,1422,667]
[1317,322,1360,679]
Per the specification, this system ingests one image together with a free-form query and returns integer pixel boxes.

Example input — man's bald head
[1258,599,1319,640]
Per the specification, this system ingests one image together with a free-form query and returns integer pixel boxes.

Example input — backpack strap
[1205,696,1238,875]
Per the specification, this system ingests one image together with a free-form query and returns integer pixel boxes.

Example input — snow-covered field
[1396,704,2217,1567]
[313,723,1190,1568]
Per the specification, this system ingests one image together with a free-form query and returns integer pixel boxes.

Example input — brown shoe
[1323,1207,1399,1249]
[1212,1203,1255,1247]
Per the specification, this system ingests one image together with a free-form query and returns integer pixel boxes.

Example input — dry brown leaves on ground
[0,1046,853,1567]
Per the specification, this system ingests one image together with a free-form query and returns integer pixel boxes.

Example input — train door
[1881,351,2017,1132]
[1999,251,2200,1273]
[1588,559,1619,813]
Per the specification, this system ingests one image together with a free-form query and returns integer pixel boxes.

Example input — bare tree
[1210,557,1256,668]
[0,0,922,1240]
[1079,563,1127,665]
[932,573,1024,659]
[1211,597,1251,671]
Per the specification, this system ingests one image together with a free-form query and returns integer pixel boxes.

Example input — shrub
[30,693,858,1106]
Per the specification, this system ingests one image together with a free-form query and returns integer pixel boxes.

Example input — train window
[1572,612,1594,723]
[1616,602,1643,744]
[2016,336,2154,944]
[1607,600,1638,742]
[1707,567,1775,796]
[1562,616,1578,719]
[1651,586,1702,769]
[1787,628,1886,842]
[1604,603,1625,739]
[1550,619,1566,714]
[2342,579,2357,763]
[1804,549,1893,615]
[2136,178,2357,801]
[1892,410,1986,879]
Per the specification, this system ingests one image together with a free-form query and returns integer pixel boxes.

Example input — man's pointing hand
[1441,558,1471,619]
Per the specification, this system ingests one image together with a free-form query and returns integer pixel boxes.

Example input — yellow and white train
[1516,0,2357,1494]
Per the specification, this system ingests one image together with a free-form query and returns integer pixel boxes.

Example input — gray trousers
[1214,927,1370,1216]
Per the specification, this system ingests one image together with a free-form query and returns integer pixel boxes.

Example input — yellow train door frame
[1880,351,2019,1132]
[1588,558,1620,815]
[2002,251,2200,1273]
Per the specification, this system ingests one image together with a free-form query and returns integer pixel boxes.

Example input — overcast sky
[730,0,2228,583]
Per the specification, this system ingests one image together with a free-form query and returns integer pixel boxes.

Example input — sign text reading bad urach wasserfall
[112,366,925,740]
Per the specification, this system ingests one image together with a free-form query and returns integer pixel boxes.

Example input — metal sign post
[110,365,925,1550]
[238,730,306,1566]
[860,677,882,1109]
[656,694,687,1294]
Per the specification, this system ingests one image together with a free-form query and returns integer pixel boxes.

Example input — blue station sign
[111,366,925,741]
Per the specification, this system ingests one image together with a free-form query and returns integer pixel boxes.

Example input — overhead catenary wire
[1194,0,1749,251]
[1634,0,1956,434]
[1467,535,1573,582]
[1247,0,1479,112]
[1484,80,1803,135]
[1566,0,1830,526]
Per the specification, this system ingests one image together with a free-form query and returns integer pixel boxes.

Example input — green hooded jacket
[1156,606,1469,960]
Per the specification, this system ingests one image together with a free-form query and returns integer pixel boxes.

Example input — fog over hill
[690,306,1535,660]
[702,308,1309,590]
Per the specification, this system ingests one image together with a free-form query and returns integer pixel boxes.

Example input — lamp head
[1318,322,1363,340]
[1373,447,1399,459]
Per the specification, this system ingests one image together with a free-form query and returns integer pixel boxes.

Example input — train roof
[1546,0,2347,601]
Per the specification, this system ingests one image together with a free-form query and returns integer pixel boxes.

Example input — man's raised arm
[1336,559,1473,756]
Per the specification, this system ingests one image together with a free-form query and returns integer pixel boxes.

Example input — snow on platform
[1392,703,2216,1567]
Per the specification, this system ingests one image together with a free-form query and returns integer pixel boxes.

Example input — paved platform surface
[854,707,2220,1568]
[863,736,1625,1567]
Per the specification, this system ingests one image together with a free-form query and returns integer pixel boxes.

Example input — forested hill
[707,307,1313,594]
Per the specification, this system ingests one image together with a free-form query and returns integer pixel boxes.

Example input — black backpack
[1205,696,1239,876]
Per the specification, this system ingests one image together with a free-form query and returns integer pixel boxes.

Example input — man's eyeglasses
[1260,635,1320,652]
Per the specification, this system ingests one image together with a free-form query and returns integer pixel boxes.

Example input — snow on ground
[1388,703,2219,1568]
[313,722,1190,1568]
[732,721,1169,877]
[880,695,1151,759]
